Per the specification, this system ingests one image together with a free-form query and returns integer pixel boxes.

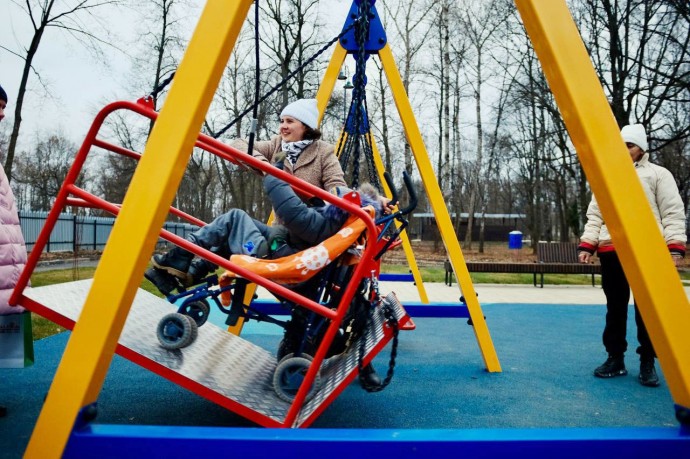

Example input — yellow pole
[379,44,501,372]
[24,1,254,456]
[316,43,348,121]
[369,134,429,303]
[321,44,429,302]
[515,0,690,407]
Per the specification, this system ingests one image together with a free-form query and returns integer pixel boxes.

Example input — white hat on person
[621,124,648,152]
[280,99,319,129]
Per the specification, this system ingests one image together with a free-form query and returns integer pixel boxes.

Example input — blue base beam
[249,299,469,318]
[379,273,415,282]
[64,426,690,458]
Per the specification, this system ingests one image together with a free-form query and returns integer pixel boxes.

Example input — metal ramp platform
[22,279,410,427]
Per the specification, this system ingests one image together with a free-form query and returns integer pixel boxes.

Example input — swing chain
[357,289,399,393]
[348,0,372,189]
[341,0,380,192]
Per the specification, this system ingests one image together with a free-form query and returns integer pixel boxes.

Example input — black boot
[151,247,194,284]
[360,363,382,388]
[593,354,627,378]
[186,258,217,286]
[144,267,181,296]
[639,357,660,387]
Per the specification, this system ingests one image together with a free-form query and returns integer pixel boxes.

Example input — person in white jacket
[577,124,687,387]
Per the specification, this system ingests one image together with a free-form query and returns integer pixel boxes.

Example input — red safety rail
[10,98,391,427]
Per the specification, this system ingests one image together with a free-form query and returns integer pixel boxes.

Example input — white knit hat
[280,98,319,129]
[621,124,648,152]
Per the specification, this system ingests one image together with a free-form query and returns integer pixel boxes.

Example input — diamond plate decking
[22,279,409,427]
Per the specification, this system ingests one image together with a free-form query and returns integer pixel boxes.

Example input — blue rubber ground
[0,302,678,457]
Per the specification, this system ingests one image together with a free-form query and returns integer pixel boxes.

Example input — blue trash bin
[508,231,523,250]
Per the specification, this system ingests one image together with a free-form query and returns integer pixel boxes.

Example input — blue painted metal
[248,298,469,318]
[64,425,690,458]
[339,0,387,53]
[379,273,415,282]
[344,93,370,135]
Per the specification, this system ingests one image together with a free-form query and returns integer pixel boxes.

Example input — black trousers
[599,251,655,360]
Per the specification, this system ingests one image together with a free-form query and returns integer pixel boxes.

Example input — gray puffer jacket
[263,175,349,252]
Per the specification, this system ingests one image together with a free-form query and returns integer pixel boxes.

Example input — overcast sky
[0,1,351,151]
[0,2,187,148]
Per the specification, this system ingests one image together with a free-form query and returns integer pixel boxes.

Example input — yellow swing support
[23,1,690,457]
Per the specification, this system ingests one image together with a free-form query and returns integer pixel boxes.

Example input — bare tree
[259,0,324,109]
[580,1,689,139]
[96,0,201,215]
[455,0,511,250]
[382,0,435,176]
[1,0,122,183]
[14,132,83,210]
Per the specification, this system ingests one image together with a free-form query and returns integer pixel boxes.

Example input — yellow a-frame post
[316,45,430,305]
[313,15,501,372]
[23,1,255,457]
[23,1,690,456]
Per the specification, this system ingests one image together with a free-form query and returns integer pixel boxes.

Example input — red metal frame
[11,98,404,427]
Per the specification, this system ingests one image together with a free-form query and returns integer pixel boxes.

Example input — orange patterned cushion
[218,208,374,306]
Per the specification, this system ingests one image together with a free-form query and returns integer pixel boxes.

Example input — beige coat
[580,153,687,250]
[230,136,346,194]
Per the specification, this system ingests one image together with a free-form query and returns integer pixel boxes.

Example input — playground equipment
[17,95,419,426]
[153,172,419,401]
[10,0,690,457]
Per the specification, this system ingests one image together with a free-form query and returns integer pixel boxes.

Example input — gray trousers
[188,209,269,259]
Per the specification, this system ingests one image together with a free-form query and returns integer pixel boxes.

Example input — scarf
[281,139,313,166]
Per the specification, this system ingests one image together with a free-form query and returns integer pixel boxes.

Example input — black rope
[245,0,261,154]
[148,71,176,100]
[210,19,360,140]
[357,298,399,393]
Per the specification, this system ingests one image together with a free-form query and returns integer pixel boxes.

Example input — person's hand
[578,251,592,264]
[379,196,397,215]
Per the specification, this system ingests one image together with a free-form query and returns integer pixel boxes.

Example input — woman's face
[279,116,307,143]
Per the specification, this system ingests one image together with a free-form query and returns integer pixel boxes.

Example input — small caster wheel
[157,312,198,350]
[180,299,210,326]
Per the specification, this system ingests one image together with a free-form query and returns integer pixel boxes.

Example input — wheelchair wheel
[278,352,313,364]
[273,355,321,403]
[276,339,311,362]
[157,313,198,350]
[180,299,210,327]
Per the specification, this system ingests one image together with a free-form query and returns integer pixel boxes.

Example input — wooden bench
[534,242,600,288]
[443,242,600,288]
[445,260,542,286]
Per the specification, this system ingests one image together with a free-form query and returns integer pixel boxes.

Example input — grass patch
[381,264,603,285]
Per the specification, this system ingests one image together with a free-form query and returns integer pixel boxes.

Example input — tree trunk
[6,26,46,183]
